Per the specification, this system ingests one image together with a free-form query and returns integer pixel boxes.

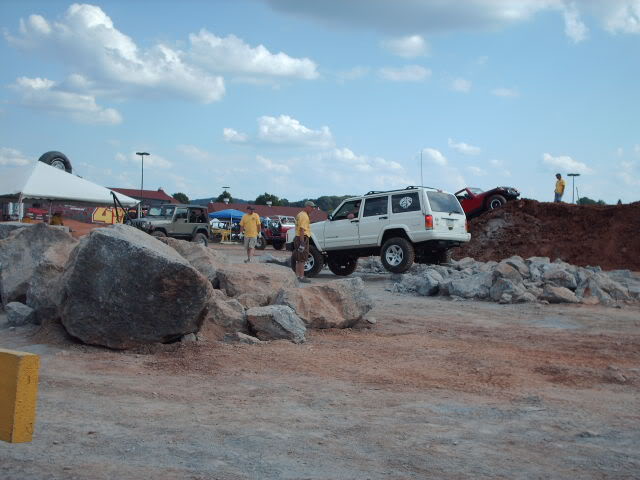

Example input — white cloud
[491,87,519,97]
[6,4,226,104]
[542,153,593,174]
[379,65,431,82]
[117,152,172,169]
[336,66,370,83]
[257,115,333,147]
[12,76,122,125]
[0,147,31,166]
[451,77,472,93]
[263,1,640,40]
[257,155,291,174]
[381,35,429,57]
[467,166,487,176]
[188,30,318,80]
[563,4,588,43]
[448,138,481,155]
[177,145,215,162]
[422,148,447,166]
[223,128,249,143]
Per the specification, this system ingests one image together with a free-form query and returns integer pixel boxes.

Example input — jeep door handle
[350,219,359,223]
[379,216,388,220]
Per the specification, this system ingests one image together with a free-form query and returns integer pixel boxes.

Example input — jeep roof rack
[364,186,438,195]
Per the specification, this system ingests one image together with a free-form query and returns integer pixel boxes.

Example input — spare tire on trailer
[38,151,72,174]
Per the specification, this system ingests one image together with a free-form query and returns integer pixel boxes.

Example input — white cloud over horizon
[542,153,593,174]
[0,147,31,166]
[381,35,429,58]
[257,115,333,147]
[379,65,431,82]
[448,138,481,156]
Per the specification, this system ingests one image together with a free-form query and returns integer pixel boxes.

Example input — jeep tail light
[466,219,470,232]
[425,215,433,230]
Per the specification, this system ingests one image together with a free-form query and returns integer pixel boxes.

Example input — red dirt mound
[453,199,640,271]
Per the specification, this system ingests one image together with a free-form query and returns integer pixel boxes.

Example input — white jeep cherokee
[286,186,470,277]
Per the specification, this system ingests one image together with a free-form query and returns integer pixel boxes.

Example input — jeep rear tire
[327,254,358,276]
[272,240,284,250]
[291,244,324,277]
[151,230,166,238]
[255,236,266,250]
[192,232,208,246]
[487,194,506,210]
[381,237,415,273]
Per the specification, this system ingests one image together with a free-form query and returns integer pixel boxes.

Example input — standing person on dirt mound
[239,205,261,263]
[554,173,566,203]
[294,200,316,283]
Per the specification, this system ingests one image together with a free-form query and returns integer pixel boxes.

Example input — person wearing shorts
[294,200,316,282]
[239,205,261,263]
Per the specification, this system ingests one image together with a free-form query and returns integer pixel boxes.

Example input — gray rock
[160,237,228,286]
[504,256,529,278]
[542,268,578,290]
[206,294,248,333]
[454,257,477,270]
[575,273,629,305]
[417,270,442,296]
[490,278,523,302]
[216,263,297,300]
[6,302,37,326]
[540,285,580,304]
[0,223,77,307]
[273,277,373,329]
[493,261,523,284]
[182,333,197,343]
[61,225,214,349]
[0,222,69,240]
[235,293,271,309]
[25,260,65,325]
[448,272,493,299]
[246,305,306,343]
[223,332,263,344]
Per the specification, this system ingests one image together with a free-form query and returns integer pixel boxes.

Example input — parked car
[262,215,296,250]
[286,186,470,277]
[454,186,520,218]
[130,204,211,245]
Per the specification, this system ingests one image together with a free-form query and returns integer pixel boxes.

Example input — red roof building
[110,187,178,206]
[206,202,328,222]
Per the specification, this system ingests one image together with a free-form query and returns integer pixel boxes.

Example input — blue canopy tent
[208,208,245,222]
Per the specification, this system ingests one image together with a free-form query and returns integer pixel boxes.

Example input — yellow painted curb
[0,348,40,443]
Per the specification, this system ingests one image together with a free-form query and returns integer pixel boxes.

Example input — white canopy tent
[0,161,138,220]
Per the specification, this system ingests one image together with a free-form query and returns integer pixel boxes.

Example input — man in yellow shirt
[554,173,566,203]
[294,200,316,283]
[239,205,261,263]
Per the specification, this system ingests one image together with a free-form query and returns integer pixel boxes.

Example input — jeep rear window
[363,196,388,217]
[427,192,464,214]
[391,192,420,213]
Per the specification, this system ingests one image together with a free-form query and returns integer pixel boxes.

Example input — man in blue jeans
[554,173,566,203]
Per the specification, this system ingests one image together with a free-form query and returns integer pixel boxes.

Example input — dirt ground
[1,244,639,480]
[454,199,640,271]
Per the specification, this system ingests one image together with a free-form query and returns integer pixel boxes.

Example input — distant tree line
[191,191,356,212]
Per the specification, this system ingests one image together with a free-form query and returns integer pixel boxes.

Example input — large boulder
[60,225,213,349]
[273,277,373,329]
[216,263,298,300]
[246,305,306,343]
[542,267,578,290]
[540,285,580,304]
[6,302,37,327]
[0,223,77,307]
[0,222,70,240]
[160,238,228,286]
[447,272,493,299]
[205,290,248,333]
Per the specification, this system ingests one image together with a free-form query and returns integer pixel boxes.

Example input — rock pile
[1,223,373,349]
[389,256,640,306]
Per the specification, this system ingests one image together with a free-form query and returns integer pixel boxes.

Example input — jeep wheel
[211,232,223,243]
[272,240,284,250]
[327,254,358,276]
[381,237,415,273]
[290,245,324,277]
[38,151,72,174]
[192,232,208,246]
[255,236,266,250]
[488,194,506,210]
[151,230,166,238]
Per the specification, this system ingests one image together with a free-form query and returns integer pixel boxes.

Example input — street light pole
[568,173,580,204]
[420,149,424,187]
[136,152,150,216]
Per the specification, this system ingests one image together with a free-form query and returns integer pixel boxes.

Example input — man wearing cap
[294,200,316,282]
[239,205,261,263]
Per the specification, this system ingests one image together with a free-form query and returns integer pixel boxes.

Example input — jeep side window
[174,208,188,221]
[332,200,361,220]
[363,196,388,217]
[391,192,420,213]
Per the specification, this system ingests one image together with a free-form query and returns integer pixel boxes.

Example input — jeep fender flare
[379,226,411,246]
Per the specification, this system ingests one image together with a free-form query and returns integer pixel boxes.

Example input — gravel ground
[1,244,639,479]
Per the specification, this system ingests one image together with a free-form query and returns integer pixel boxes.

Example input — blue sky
[1,0,639,204]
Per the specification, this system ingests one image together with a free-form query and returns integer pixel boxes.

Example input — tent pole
[48,200,52,224]
[17,194,24,221]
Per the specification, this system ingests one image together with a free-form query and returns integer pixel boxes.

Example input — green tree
[578,197,606,205]
[617,199,622,205]
[172,192,189,204]
[215,190,232,203]
[255,192,282,206]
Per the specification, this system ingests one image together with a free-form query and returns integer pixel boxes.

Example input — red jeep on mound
[261,215,296,250]
[455,186,520,218]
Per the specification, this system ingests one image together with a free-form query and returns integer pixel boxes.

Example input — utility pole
[568,173,580,204]
[136,152,150,216]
